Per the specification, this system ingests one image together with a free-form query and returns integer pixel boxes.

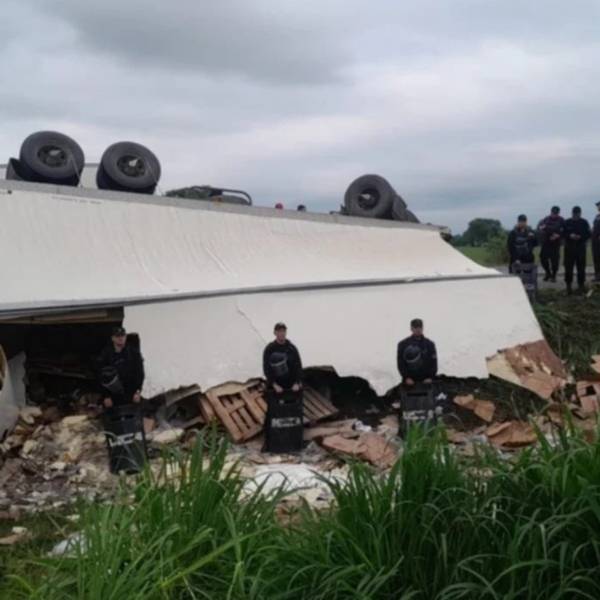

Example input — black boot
[543,273,551,282]
[566,283,573,295]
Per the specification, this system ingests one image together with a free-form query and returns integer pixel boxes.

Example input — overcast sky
[2,1,600,232]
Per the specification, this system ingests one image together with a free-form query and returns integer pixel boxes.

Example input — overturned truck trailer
[0,180,545,432]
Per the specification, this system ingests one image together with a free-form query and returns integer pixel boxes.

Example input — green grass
[4,429,600,599]
[457,244,594,267]
[534,290,600,377]
[455,245,494,265]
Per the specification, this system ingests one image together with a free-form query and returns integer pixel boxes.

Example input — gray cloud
[2,0,600,233]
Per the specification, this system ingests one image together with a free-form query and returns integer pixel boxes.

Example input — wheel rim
[357,187,380,209]
[37,144,68,168]
[117,154,146,178]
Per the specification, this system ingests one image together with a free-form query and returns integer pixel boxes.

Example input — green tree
[462,218,503,246]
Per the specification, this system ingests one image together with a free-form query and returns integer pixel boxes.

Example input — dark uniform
[97,343,145,406]
[262,340,303,390]
[538,215,564,280]
[593,210,600,282]
[396,335,437,383]
[563,217,591,290]
[507,226,537,272]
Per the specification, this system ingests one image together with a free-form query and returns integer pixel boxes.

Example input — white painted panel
[0,185,492,313]
[125,277,542,396]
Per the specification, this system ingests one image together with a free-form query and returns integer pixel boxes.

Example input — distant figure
[507,214,537,273]
[593,201,600,282]
[563,206,591,294]
[275,203,284,210]
[397,319,438,386]
[297,204,307,212]
[262,323,303,394]
[97,327,144,409]
[537,206,564,282]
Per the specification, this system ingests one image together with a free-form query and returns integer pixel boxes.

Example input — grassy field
[3,429,600,600]
[456,244,595,267]
[455,245,493,265]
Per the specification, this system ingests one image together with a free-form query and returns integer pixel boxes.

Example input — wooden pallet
[199,381,338,443]
[302,387,339,424]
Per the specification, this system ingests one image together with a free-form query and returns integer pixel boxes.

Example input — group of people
[96,318,438,412]
[507,202,600,294]
[263,319,437,394]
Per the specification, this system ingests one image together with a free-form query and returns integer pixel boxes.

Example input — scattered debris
[576,381,600,415]
[487,340,567,400]
[453,395,496,423]
[321,432,399,468]
[50,532,86,557]
[486,421,537,448]
[0,526,29,545]
[244,463,347,508]
[445,429,468,445]
[18,406,42,425]
[303,419,358,441]
[149,427,184,446]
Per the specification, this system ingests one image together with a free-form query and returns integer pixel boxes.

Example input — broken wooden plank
[199,396,217,423]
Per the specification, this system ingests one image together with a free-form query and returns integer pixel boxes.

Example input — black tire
[344,174,395,218]
[391,195,408,220]
[96,164,156,195]
[404,209,419,223]
[98,141,160,194]
[19,131,84,185]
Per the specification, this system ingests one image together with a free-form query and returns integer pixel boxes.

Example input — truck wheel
[98,141,160,193]
[344,174,395,218]
[391,195,408,220]
[96,163,156,195]
[404,209,419,223]
[19,131,84,185]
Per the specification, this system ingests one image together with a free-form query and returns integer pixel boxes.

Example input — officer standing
[262,322,303,393]
[563,206,591,294]
[397,319,438,386]
[537,206,564,282]
[97,326,145,408]
[507,214,537,273]
[593,201,600,283]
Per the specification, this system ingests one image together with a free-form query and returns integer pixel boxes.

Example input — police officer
[397,319,438,386]
[537,206,564,282]
[262,322,303,393]
[563,206,591,294]
[97,326,145,408]
[593,201,600,283]
[507,214,537,273]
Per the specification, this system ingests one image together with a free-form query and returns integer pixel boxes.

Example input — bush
[484,232,510,265]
